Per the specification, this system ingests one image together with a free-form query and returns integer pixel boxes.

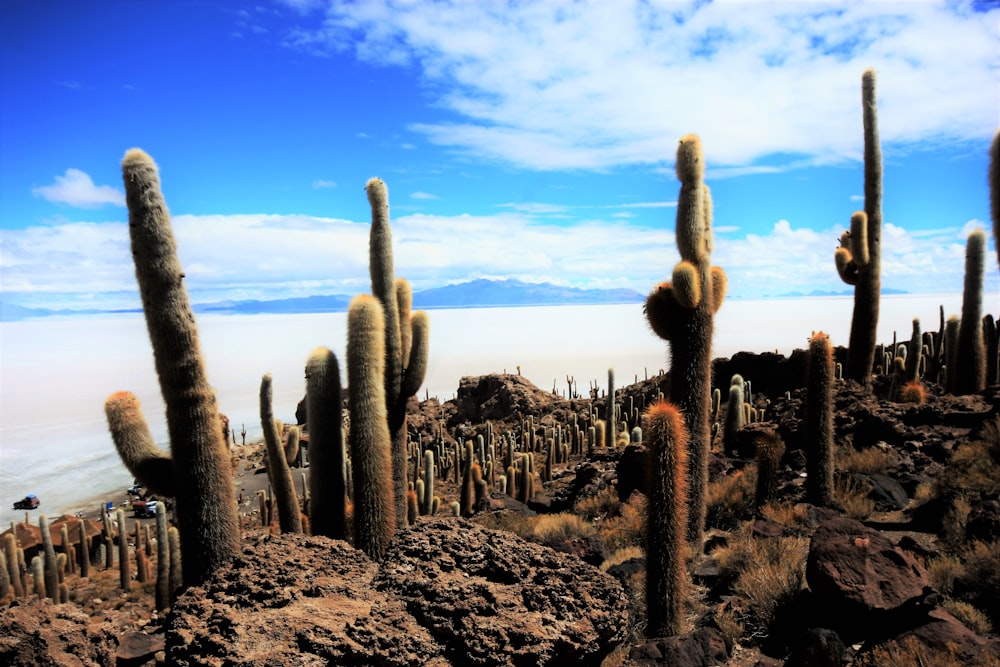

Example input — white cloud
[312,179,337,189]
[3,210,995,311]
[288,1,998,171]
[410,191,438,200]
[31,169,126,208]
[499,202,569,215]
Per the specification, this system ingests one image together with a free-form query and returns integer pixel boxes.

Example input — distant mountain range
[773,288,909,298]
[0,279,645,321]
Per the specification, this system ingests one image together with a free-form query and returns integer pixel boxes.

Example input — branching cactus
[805,332,834,507]
[106,149,239,587]
[834,69,883,386]
[347,294,396,560]
[955,229,987,395]
[365,178,430,530]
[644,400,689,638]
[260,374,302,533]
[644,135,727,546]
[306,347,347,540]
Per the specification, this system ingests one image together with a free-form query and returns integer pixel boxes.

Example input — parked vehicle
[127,483,143,496]
[132,499,158,518]
[13,494,40,510]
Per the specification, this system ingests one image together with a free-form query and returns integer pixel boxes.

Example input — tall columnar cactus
[644,134,727,546]
[306,347,347,540]
[606,368,616,449]
[904,318,922,383]
[644,400,689,638]
[990,131,999,273]
[3,534,23,599]
[78,519,90,579]
[117,509,130,591]
[955,229,987,395]
[347,294,396,560]
[106,149,239,587]
[260,373,302,533]
[805,332,834,507]
[38,515,59,603]
[155,502,170,611]
[421,449,435,516]
[365,178,430,530]
[834,69,883,386]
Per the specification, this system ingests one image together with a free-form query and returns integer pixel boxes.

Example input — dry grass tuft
[855,635,1000,667]
[759,501,810,535]
[600,546,645,573]
[712,529,808,633]
[600,494,647,553]
[837,445,895,475]
[531,512,597,545]
[576,486,620,521]
[706,468,756,531]
[832,476,876,520]
[943,599,992,635]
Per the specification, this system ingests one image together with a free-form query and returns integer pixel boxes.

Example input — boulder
[805,517,934,636]
[167,519,629,666]
[0,598,118,666]
[860,608,1000,665]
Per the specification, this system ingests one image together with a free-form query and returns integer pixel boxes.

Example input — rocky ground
[1,348,999,666]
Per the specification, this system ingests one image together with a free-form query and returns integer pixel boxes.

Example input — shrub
[832,476,876,520]
[943,599,992,635]
[600,494,647,553]
[855,635,1000,667]
[575,485,620,521]
[837,445,895,475]
[531,513,596,546]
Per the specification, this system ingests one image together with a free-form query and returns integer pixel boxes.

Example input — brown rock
[806,517,933,633]
[116,630,165,666]
[861,608,1000,664]
[167,519,629,666]
[0,598,118,666]
[626,625,729,666]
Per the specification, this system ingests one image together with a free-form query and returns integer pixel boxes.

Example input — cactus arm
[120,148,239,586]
[347,295,396,560]
[260,373,302,533]
[104,391,175,497]
[396,278,413,367]
[400,310,429,399]
[366,178,403,405]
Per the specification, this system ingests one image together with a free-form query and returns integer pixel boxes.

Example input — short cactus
[305,347,347,540]
[260,373,302,534]
[645,400,689,637]
[155,502,170,610]
[347,294,396,560]
[805,332,834,507]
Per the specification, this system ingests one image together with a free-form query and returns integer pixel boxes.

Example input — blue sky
[1,0,998,311]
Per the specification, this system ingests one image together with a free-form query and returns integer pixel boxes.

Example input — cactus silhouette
[990,131,999,273]
[644,400,689,637]
[260,373,302,533]
[347,294,396,560]
[364,178,430,530]
[305,347,347,540]
[644,135,726,546]
[955,229,987,395]
[106,148,240,587]
[805,332,834,507]
[834,69,883,386]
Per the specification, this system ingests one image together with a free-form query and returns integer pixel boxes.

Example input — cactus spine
[306,347,347,539]
[955,229,987,395]
[260,374,302,533]
[108,149,239,587]
[805,332,834,507]
[347,294,396,560]
[645,400,689,638]
[834,70,882,386]
[365,178,430,530]
[644,135,726,546]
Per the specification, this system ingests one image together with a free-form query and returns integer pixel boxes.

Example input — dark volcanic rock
[805,518,934,636]
[860,607,1000,664]
[450,374,562,425]
[782,627,845,667]
[167,520,629,666]
[626,625,729,666]
[0,598,118,666]
[378,518,629,666]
